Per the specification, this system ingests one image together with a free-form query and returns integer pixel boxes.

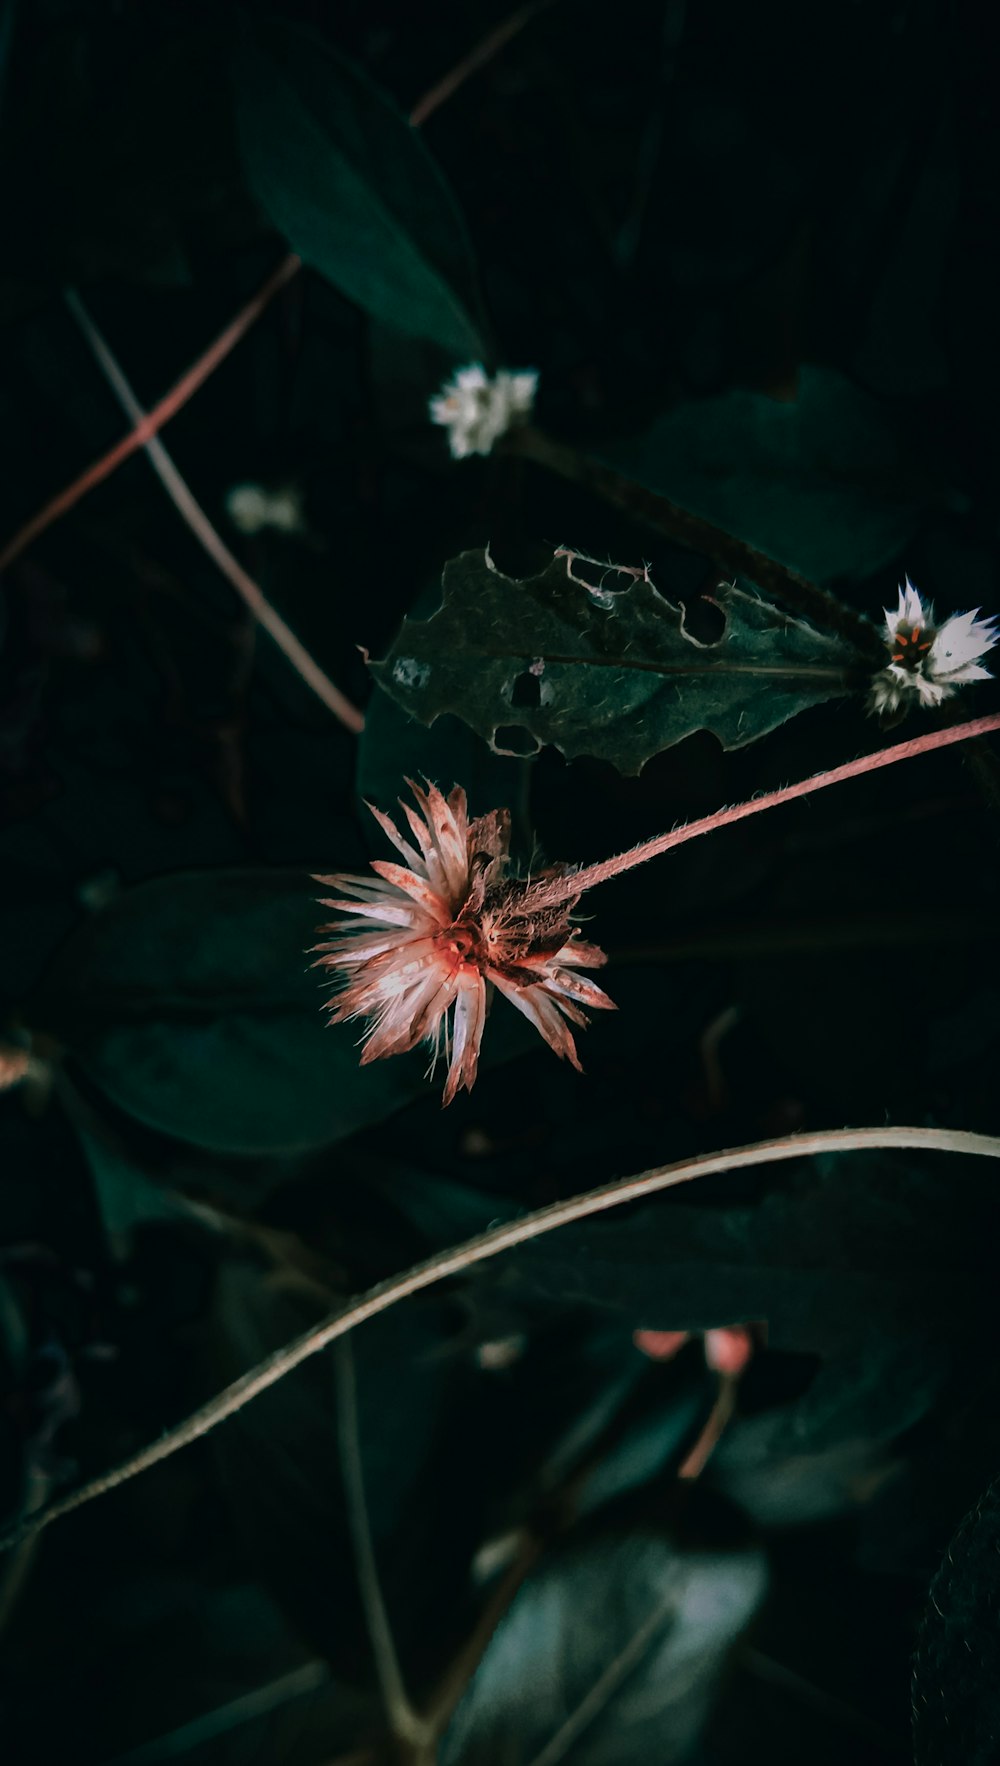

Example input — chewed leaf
[232,18,485,357]
[370,549,868,775]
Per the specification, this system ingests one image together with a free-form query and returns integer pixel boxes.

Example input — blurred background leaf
[233,16,486,356]
[440,1518,768,1766]
[600,368,949,585]
[27,867,427,1152]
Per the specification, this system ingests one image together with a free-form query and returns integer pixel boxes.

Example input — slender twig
[2,1124,998,1559]
[1,5,548,723]
[0,1,543,578]
[676,1374,738,1480]
[409,0,554,127]
[102,1662,331,1766]
[64,289,366,733]
[505,424,883,655]
[334,1341,432,1748]
[523,1572,683,1766]
[0,254,302,576]
[422,1533,544,1746]
[537,711,1000,905]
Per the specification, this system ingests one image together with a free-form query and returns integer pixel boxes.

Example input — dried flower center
[890,620,935,672]
[435,920,484,972]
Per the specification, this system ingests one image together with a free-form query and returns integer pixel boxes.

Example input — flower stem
[409,0,554,127]
[0,254,302,577]
[0,0,539,573]
[505,423,883,658]
[2,1123,998,1558]
[539,711,1000,905]
[335,1342,432,1748]
[65,288,366,733]
[676,1375,738,1481]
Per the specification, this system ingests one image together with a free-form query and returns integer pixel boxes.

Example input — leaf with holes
[370,549,867,775]
[232,17,485,357]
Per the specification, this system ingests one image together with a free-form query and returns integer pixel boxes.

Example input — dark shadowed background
[1,2,999,1762]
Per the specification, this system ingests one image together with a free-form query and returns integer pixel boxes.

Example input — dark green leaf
[357,653,528,823]
[76,1120,204,1254]
[497,1152,990,1360]
[440,1525,767,1766]
[370,548,863,775]
[601,368,939,583]
[232,17,485,356]
[12,1567,372,1766]
[203,1258,474,1666]
[706,1334,951,1529]
[28,868,427,1154]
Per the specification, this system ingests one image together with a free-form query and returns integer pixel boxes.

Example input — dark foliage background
[1,1,999,1761]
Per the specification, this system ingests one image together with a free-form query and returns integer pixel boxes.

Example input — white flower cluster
[429,363,538,459]
[225,482,306,538]
[869,578,998,715]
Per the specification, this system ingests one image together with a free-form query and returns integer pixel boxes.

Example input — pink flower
[313,780,615,1105]
[634,1324,759,1377]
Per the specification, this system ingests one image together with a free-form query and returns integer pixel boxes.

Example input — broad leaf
[357,633,528,821]
[232,17,485,357]
[370,548,864,775]
[494,1150,993,1365]
[441,1525,767,1765]
[27,868,427,1154]
[601,367,938,583]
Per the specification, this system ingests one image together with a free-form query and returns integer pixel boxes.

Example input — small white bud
[225,482,307,538]
[429,363,538,459]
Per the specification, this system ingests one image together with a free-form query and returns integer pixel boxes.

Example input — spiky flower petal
[869,577,999,715]
[429,364,538,459]
[314,781,614,1105]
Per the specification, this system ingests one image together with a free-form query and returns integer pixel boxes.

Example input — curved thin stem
[0,253,302,576]
[64,289,366,733]
[1,1123,997,1558]
[523,1572,683,1766]
[539,711,1000,905]
[0,1,544,579]
[335,1341,432,1747]
[677,1374,738,1481]
[409,0,554,127]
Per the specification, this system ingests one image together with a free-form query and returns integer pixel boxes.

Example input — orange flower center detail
[890,621,935,671]
[435,921,484,972]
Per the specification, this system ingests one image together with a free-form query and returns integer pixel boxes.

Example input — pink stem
[677,1374,737,1481]
[65,289,365,734]
[409,0,552,126]
[0,3,545,579]
[0,254,302,576]
[543,712,1000,904]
